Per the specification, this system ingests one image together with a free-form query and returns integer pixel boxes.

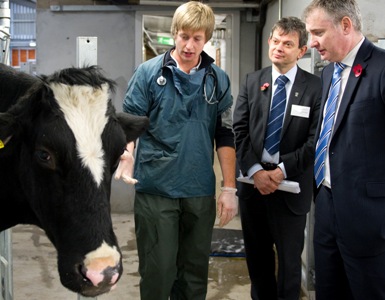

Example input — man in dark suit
[233,17,321,300]
[304,0,385,299]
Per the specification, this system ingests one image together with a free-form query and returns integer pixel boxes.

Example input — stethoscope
[156,55,218,105]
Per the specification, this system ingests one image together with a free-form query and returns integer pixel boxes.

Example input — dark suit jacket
[315,38,385,256]
[233,66,321,215]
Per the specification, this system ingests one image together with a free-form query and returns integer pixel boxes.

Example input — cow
[0,63,149,297]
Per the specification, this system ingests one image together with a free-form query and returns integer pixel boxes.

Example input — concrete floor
[10,213,252,300]
[10,213,313,300]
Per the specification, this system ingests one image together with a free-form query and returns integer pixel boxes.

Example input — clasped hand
[253,168,284,195]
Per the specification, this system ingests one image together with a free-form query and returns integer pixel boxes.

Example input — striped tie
[264,75,289,155]
[314,62,345,187]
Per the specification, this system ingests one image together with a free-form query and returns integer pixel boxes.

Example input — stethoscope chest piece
[157,75,167,86]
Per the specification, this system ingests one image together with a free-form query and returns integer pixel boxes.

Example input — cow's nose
[82,259,121,287]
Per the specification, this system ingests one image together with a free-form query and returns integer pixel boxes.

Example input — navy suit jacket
[315,38,385,256]
[233,66,321,215]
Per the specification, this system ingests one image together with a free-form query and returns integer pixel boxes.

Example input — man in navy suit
[233,17,321,300]
[304,0,385,299]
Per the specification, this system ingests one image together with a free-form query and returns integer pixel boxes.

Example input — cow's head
[0,65,148,297]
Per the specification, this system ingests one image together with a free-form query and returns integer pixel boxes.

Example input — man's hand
[114,150,138,185]
[253,168,284,195]
[217,187,238,227]
[269,167,284,185]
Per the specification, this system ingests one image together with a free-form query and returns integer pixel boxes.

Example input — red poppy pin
[260,82,270,91]
[352,64,363,77]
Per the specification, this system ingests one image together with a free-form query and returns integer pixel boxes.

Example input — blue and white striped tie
[264,75,289,155]
[314,62,346,187]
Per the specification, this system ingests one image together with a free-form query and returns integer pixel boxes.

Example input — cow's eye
[34,149,56,170]
[36,149,51,161]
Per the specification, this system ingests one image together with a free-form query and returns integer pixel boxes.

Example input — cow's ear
[0,112,19,151]
[116,112,149,142]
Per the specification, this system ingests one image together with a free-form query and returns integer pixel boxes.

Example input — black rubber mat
[210,228,245,257]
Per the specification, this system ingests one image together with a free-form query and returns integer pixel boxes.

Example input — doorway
[134,10,240,98]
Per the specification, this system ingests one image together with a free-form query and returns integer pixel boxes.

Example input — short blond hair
[170,1,215,42]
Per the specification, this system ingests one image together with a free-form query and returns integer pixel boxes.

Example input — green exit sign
[157,36,174,46]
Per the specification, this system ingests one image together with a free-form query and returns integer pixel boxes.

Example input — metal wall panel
[10,2,35,44]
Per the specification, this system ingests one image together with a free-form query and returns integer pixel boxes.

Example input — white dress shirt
[247,65,297,179]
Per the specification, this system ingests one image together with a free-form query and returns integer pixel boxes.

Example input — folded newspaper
[237,177,301,194]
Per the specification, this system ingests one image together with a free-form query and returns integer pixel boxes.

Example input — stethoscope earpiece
[157,75,167,86]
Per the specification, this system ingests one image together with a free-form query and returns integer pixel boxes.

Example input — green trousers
[134,192,216,300]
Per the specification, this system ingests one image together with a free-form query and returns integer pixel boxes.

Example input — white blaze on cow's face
[50,83,109,186]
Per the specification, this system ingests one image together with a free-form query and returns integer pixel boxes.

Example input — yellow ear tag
[0,139,4,149]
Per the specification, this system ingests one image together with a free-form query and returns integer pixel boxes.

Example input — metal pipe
[0,3,12,300]
[0,0,11,64]
[50,3,259,12]
[255,0,274,71]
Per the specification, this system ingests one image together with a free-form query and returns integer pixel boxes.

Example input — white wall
[36,10,136,109]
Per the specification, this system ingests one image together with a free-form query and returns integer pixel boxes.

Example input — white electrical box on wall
[76,36,98,67]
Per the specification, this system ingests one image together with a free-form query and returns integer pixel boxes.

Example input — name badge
[291,104,310,118]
